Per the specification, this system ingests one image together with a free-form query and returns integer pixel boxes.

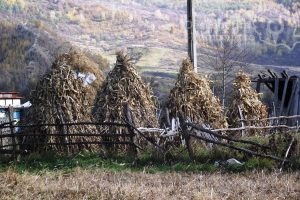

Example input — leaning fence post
[279,136,295,172]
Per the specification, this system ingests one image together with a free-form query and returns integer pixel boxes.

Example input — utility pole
[187,0,197,73]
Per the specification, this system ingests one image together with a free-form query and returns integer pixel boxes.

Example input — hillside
[0,21,70,95]
[0,21,109,96]
[0,0,299,96]
[1,0,299,64]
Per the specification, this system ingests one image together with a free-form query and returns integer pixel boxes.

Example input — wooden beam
[268,69,278,78]
[274,78,279,112]
[256,80,261,93]
[279,78,289,116]
[294,79,300,123]
[286,79,298,117]
[283,70,289,78]
[187,0,197,72]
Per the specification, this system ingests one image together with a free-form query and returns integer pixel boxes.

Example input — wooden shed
[256,70,300,124]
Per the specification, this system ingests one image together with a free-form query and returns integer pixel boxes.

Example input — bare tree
[200,32,251,108]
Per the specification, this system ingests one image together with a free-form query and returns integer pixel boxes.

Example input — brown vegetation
[94,52,159,151]
[168,59,227,129]
[228,71,268,133]
[24,51,104,152]
[94,52,158,128]
[0,169,299,200]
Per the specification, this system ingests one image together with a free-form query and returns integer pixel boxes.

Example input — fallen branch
[189,133,287,162]
[213,125,298,132]
[186,122,270,149]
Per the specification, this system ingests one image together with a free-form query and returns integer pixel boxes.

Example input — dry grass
[0,169,299,200]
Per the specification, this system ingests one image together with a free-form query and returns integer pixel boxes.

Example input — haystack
[94,51,158,127]
[168,59,228,129]
[94,52,158,151]
[24,51,104,152]
[228,71,268,133]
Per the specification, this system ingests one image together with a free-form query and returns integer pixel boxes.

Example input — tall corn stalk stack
[94,52,159,152]
[228,71,268,135]
[168,59,228,129]
[24,51,104,153]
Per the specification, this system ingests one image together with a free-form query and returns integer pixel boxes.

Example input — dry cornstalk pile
[94,52,158,150]
[25,51,104,152]
[228,71,268,133]
[168,59,228,129]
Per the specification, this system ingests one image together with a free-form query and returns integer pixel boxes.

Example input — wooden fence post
[56,104,68,152]
[125,104,138,158]
[181,118,193,160]
[8,106,16,160]
[238,106,246,137]
[165,108,171,127]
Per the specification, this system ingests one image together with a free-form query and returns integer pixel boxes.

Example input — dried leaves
[168,59,228,129]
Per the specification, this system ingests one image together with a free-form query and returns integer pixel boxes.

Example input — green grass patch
[1,146,295,175]
[137,47,168,69]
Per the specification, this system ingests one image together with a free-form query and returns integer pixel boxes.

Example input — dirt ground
[0,169,299,200]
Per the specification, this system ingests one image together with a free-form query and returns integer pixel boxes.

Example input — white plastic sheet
[73,71,97,87]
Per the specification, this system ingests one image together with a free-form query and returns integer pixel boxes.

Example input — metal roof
[0,92,23,99]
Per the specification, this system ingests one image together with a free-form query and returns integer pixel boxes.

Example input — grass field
[1,168,299,200]
[1,135,299,200]
[0,151,299,199]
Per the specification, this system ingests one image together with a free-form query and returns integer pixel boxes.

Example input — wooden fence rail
[213,125,300,132]
[184,122,291,163]
[238,114,300,122]
[0,133,135,139]
[1,122,129,128]
[0,119,297,168]
[0,121,138,158]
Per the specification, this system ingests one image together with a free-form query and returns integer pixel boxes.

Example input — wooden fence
[0,121,139,159]
[1,115,298,170]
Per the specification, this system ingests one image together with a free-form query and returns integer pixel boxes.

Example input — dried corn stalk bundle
[168,59,228,129]
[24,51,104,153]
[94,52,159,151]
[228,71,268,134]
